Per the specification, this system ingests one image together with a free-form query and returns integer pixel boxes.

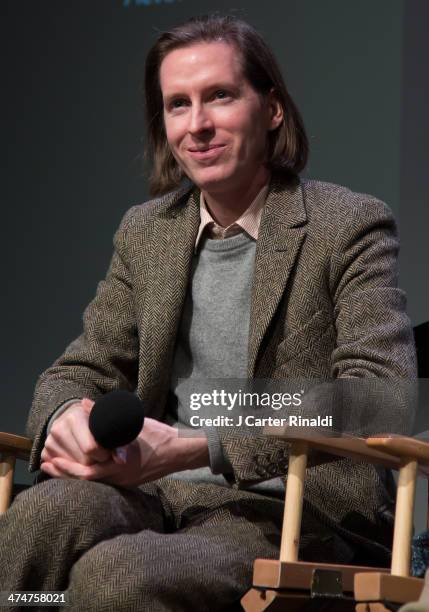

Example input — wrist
[175,433,210,471]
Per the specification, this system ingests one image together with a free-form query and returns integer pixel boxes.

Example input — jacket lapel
[248,176,307,377]
[138,187,200,407]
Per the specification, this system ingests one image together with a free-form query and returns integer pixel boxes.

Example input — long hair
[144,14,308,195]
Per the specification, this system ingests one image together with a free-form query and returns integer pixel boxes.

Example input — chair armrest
[0,432,32,514]
[366,436,429,465]
[263,426,429,477]
[0,432,32,461]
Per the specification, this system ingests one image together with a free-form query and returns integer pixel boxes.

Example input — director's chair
[241,433,429,611]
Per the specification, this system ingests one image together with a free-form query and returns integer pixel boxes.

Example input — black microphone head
[88,390,145,449]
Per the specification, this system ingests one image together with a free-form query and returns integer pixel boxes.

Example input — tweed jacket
[27,173,417,546]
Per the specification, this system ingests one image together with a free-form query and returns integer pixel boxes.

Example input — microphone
[88,390,145,450]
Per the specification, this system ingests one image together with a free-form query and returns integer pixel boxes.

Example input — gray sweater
[168,232,286,498]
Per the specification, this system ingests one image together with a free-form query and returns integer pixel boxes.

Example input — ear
[266,88,284,131]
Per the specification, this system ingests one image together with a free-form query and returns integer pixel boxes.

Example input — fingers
[73,397,110,462]
[40,397,132,484]
[80,397,94,414]
[69,420,110,464]
[42,399,110,467]
[42,428,90,466]
[42,456,120,482]
[40,461,68,479]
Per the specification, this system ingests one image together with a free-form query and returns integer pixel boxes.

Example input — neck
[202,167,270,227]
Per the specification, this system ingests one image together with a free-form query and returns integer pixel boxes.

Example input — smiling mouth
[187,145,226,160]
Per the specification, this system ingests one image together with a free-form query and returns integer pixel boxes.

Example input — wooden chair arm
[263,426,429,476]
[0,432,32,514]
[366,435,429,465]
[0,432,32,461]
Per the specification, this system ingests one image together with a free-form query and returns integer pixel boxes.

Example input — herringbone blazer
[27,172,417,551]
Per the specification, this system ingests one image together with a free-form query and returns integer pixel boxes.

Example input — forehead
[159,41,245,94]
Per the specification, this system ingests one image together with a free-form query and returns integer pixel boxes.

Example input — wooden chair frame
[0,432,32,514]
[241,432,429,612]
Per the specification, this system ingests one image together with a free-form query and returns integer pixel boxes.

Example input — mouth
[187,144,226,161]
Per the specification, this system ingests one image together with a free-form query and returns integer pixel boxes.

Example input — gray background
[4,0,429,529]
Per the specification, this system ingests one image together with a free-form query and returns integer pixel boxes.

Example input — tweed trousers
[0,475,362,612]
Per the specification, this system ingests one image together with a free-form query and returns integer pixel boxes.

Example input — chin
[189,167,235,192]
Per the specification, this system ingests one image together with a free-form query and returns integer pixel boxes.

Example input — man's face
[160,42,281,194]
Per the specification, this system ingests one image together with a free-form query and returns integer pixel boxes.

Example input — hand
[40,398,112,472]
[41,417,210,487]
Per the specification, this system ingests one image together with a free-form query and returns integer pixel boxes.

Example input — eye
[168,98,188,110]
[213,90,230,100]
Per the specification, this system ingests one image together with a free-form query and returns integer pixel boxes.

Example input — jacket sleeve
[26,208,139,471]
[217,198,417,487]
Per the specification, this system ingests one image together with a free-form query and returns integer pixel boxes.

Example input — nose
[188,103,214,136]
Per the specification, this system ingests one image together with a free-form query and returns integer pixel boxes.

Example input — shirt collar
[195,181,269,250]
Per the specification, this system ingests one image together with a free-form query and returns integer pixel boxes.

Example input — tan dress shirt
[195,182,269,248]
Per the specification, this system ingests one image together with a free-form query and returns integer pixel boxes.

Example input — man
[0,14,416,611]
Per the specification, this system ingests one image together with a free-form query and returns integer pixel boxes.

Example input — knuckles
[80,441,104,458]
